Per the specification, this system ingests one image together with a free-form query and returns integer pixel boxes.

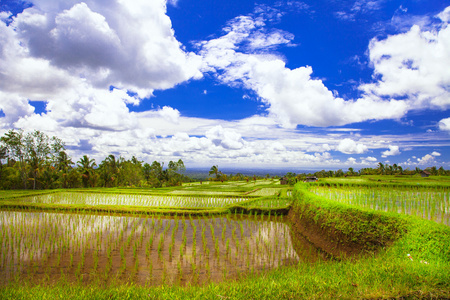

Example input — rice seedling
[22,192,252,209]
[310,186,450,225]
[0,209,308,287]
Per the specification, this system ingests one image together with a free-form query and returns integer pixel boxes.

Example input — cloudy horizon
[1,0,449,170]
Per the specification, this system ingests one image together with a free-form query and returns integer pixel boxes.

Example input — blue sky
[0,0,449,170]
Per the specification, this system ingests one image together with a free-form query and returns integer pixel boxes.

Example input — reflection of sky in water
[0,211,314,286]
[24,193,250,208]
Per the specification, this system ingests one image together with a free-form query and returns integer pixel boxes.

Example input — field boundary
[288,183,409,259]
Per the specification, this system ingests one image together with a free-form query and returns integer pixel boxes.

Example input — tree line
[281,162,450,185]
[0,129,190,190]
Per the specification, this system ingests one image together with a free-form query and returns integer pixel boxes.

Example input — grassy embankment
[313,174,450,188]
[1,180,450,299]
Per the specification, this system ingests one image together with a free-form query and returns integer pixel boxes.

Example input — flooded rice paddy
[0,210,324,286]
[21,193,251,208]
[311,186,450,226]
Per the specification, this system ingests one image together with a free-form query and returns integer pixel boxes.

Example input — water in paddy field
[0,211,325,286]
[311,187,450,226]
[22,193,251,208]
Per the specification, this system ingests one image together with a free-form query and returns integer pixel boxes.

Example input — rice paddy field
[1,178,450,299]
[20,193,252,208]
[310,185,450,226]
[0,211,320,287]
[0,181,303,288]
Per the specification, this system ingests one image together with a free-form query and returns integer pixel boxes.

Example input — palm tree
[209,165,222,181]
[377,162,385,175]
[348,167,355,176]
[77,155,96,187]
[415,167,422,175]
[27,150,44,190]
[0,146,7,181]
[56,151,74,188]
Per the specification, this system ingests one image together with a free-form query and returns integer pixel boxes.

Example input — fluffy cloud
[197,6,450,129]
[336,138,368,154]
[205,125,244,150]
[439,117,450,132]
[158,106,180,124]
[198,5,410,128]
[381,145,401,157]
[364,156,377,162]
[10,1,202,93]
[1,2,449,169]
[417,153,437,165]
[0,0,202,131]
[360,16,450,111]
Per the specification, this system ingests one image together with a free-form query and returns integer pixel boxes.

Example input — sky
[0,0,449,170]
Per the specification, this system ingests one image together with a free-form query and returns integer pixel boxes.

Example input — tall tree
[56,151,74,188]
[1,129,64,189]
[77,155,96,188]
[209,165,223,181]
[25,130,64,189]
[377,162,385,175]
[0,146,6,182]
[1,130,27,188]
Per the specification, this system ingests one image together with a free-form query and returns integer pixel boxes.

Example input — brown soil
[287,208,367,259]
[0,212,325,286]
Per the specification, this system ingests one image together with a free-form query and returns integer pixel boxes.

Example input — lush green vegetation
[312,174,450,187]
[310,185,450,226]
[0,178,449,299]
[0,129,191,190]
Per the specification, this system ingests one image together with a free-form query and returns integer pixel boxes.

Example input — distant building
[280,177,288,185]
[304,176,318,182]
[421,170,431,177]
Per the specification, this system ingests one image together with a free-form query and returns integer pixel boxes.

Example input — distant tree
[391,164,396,173]
[77,155,96,188]
[429,166,438,176]
[1,129,28,188]
[377,162,385,175]
[99,154,124,187]
[209,165,223,181]
[1,129,64,189]
[0,146,6,182]
[143,163,152,184]
[347,167,355,176]
[335,169,344,177]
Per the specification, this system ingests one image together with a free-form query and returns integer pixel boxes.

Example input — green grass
[0,180,291,216]
[310,185,450,226]
[313,175,450,188]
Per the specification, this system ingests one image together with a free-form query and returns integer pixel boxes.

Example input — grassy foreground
[1,182,450,299]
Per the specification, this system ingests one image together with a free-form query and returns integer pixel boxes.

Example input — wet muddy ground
[0,211,325,286]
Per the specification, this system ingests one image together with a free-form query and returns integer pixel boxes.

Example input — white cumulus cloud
[0,0,202,132]
[439,117,450,132]
[360,16,450,111]
[417,154,436,165]
[198,5,411,128]
[381,145,401,157]
[158,106,181,124]
[337,138,368,154]
[205,125,245,150]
